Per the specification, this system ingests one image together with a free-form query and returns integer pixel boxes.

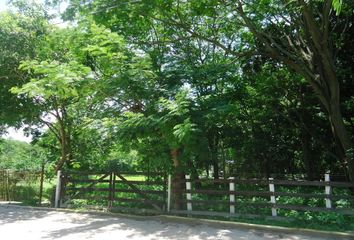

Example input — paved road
[0,206,338,240]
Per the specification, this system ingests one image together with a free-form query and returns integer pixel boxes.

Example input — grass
[124,175,146,181]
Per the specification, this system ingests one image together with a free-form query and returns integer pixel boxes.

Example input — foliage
[0,1,353,230]
[0,5,49,127]
[0,0,353,184]
[0,138,44,170]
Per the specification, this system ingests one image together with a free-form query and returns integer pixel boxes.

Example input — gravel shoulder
[0,205,349,240]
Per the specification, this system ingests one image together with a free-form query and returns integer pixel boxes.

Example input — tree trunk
[208,133,219,180]
[263,155,270,179]
[171,148,184,210]
[56,129,73,171]
[51,107,74,172]
[221,144,227,178]
[300,1,354,182]
[56,136,67,171]
[187,157,201,188]
[328,103,354,181]
[212,156,219,180]
[301,129,316,180]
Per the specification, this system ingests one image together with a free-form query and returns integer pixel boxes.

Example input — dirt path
[0,206,338,240]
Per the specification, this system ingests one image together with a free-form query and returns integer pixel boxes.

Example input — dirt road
[0,205,343,240]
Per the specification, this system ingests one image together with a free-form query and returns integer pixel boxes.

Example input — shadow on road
[0,206,333,240]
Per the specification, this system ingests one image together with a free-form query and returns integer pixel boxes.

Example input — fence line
[174,173,354,218]
[55,171,354,219]
[0,169,44,204]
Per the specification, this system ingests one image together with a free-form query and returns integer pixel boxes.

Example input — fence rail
[172,174,354,218]
[60,171,167,212]
[56,171,354,219]
[176,178,354,187]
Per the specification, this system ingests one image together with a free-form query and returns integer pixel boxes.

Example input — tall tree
[0,3,49,129]
[11,60,93,170]
[64,0,353,180]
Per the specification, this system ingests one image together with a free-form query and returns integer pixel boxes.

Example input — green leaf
[332,0,342,15]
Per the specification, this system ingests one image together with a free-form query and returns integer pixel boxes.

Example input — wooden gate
[59,171,167,213]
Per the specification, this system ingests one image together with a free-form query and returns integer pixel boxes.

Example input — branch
[39,119,60,141]
[322,0,332,45]
[151,15,255,59]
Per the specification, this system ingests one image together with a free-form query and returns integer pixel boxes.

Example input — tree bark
[208,133,220,180]
[301,129,316,180]
[55,124,73,171]
[52,107,74,172]
[328,103,354,180]
[171,148,184,210]
[56,132,70,171]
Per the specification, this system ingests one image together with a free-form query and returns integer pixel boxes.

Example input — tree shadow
[43,216,240,240]
[0,206,334,240]
[0,205,50,224]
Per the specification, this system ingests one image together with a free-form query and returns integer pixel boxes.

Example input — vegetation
[0,0,353,232]
[0,139,44,170]
[0,139,52,205]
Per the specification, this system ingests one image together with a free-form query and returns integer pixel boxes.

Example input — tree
[65,0,353,180]
[231,0,353,181]
[10,19,162,171]
[0,4,49,129]
[11,60,93,170]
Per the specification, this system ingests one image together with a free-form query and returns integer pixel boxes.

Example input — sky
[0,0,68,25]
[4,127,32,142]
[0,0,8,11]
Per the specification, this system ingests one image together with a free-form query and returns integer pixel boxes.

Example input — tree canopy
[0,0,353,184]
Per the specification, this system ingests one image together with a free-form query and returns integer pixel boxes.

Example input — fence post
[167,174,172,212]
[185,175,192,211]
[268,177,277,217]
[55,170,62,208]
[229,177,235,214]
[325,173,332,209]
[108,172,113,209]
[6,170,10,202]
[38,162,45,206]
[112,173,116,209]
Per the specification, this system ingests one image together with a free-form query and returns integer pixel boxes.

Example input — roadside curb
[1,203,353,239]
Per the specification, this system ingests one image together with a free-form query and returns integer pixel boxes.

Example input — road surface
[0,205,342,240]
